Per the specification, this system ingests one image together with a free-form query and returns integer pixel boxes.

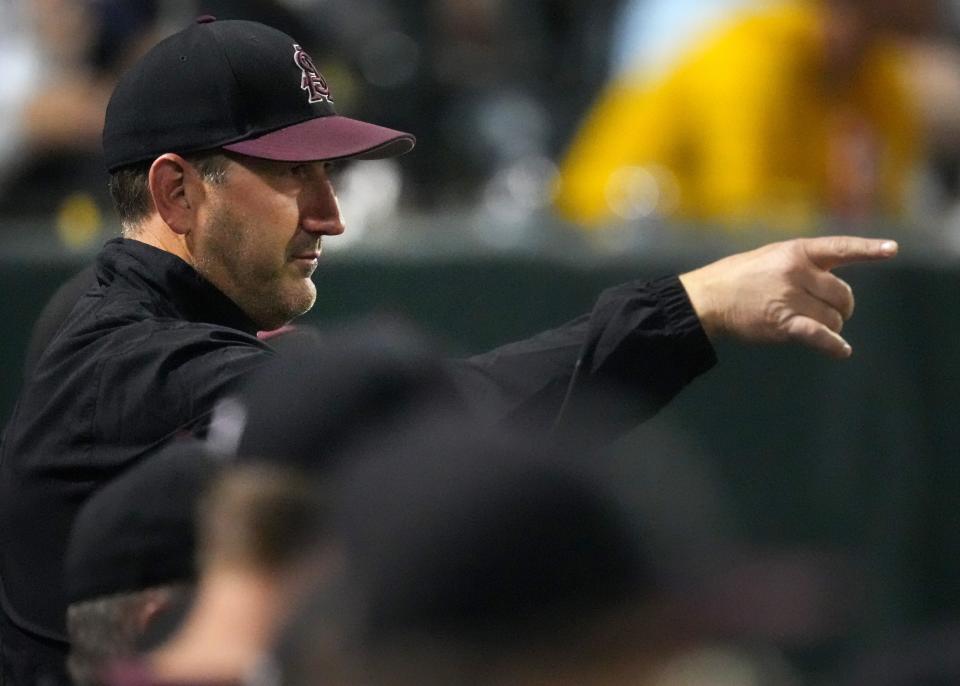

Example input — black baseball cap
[207,318,467,475]
[64,439,220,604]
[333,431,652,642]
[324,422,861,653]
[103,17,415,172]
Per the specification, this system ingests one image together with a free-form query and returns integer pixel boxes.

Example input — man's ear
[137,589,172,634]
[148,154,207,235]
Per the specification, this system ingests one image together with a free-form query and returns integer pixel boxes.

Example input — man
[0,16,895,684]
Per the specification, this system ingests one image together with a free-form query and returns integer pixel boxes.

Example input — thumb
[802,236,898,271]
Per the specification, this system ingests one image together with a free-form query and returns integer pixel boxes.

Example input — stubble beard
[194,204,317,330]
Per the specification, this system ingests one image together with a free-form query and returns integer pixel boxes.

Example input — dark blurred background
[3,1,960,682]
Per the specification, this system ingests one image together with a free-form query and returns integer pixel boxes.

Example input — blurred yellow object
[56,192,103,249]
[555,1,920,232]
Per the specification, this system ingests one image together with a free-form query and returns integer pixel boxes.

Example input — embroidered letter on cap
[293,43,332,104]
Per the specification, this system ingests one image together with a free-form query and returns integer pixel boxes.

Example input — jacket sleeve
[92,325,273,452]
[447,275,716,439]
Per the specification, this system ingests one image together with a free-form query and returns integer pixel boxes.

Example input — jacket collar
[96,238,261,335]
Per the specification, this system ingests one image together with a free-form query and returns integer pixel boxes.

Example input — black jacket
[0,237,715,682]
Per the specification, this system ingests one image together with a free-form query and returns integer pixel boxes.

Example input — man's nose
[300,166,346,235]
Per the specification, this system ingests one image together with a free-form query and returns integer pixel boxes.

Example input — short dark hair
[198,464,330,574]
[66,584,192,686]
[107,151,230,230]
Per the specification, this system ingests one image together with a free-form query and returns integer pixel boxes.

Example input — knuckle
[828,236,849,258]
[776,248,804,277]
[783,314,811,339]
[763,239,788,254]
[765,300,788,329]
[786,239,806,260]
[780,253,800,274]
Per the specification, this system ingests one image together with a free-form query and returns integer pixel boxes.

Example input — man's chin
[255,284,316,330]
[289,282,317,318]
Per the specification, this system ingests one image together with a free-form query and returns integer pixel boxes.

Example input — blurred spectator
[0,0,110,181]
[287,0,623,219]
[555,0,956,232]
[0,0,158,232]
[0,0,333,242]
[6,0,600,228]
[64,440,217,686]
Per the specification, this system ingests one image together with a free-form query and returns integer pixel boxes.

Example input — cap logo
[293,43,332,104]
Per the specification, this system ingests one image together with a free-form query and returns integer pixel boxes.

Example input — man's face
[190,154,345,330]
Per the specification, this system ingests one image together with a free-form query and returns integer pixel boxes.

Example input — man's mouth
[291,243,322,261]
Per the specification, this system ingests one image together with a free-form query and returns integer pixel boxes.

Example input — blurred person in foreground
[101,321,461,685]
[256,417,853,686]
[99,462,330,686]
[0,0,159,221]
[64,441,218,685]
[555,0,947,231]
[0,15,898,684]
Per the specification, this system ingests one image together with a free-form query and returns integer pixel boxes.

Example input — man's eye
[289,164,309,177]
[324,161,345,181]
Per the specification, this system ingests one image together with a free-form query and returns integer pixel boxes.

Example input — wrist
[678,269,723,340]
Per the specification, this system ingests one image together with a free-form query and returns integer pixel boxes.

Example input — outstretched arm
[453,276,716,435]
[453,236,898,438]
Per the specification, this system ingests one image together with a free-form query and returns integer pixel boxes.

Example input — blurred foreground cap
[208,317,465,474]
[333,425,652,642]
[65,439,219,604]
[330,422,862,650]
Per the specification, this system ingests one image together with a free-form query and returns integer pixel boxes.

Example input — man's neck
[125,218,194,267]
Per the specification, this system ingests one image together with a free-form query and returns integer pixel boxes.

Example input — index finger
[801,236,898,271]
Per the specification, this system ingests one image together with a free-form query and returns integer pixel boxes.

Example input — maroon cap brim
[222,115,415,162]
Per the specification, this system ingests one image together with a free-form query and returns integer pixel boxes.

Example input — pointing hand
[679,237,898,358]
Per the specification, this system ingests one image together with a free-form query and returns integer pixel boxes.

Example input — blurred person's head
[142,462,334,684]
[28,0,159,73]
[256,413,861,686]
[101,18,414,330]
[85,0,161,75]
[64,440,218,685]
[27,0,98,68]
[67,586,193,686]
[257,422,685,686]
[144,319,465,684]
[207,318,466,469]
